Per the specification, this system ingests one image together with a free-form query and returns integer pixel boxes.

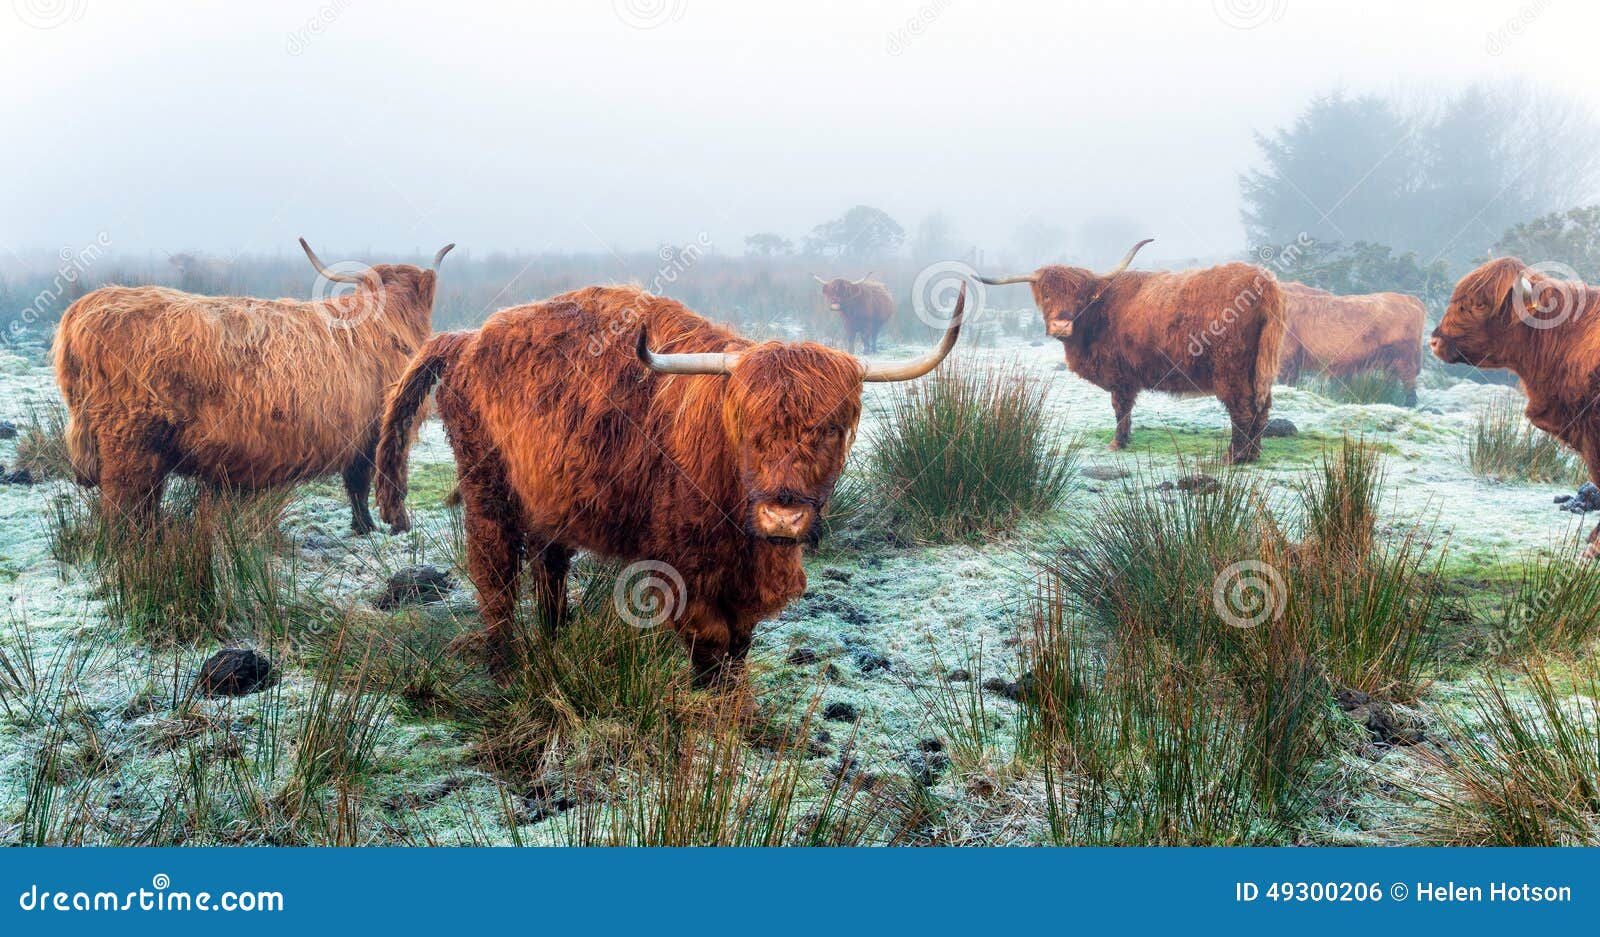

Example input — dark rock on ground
[1336,687,1425,746]
[842,637,891,674]
[903,749,950,786]
[983,673,1037,703]
[0,421,16,439]
[787,646,819,666]
[946,668,972,682]
[823,701,859,722]
[1559,482,1600,514]
[194,647,276,697]
[0,468,33,485]
[1156,474,1220,495]
[1082,462,1131,482]
[376,564,456,609]
[1261,418,1298,438]
[820,567,853,583]
[918,737,944,753]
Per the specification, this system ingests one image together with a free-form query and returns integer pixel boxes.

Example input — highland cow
[1432,257,1600,554]
[375,284,964,686]
[814,273,895,353]
[979,240,1286,462]
[1280,282,1425,405]
[53,238,452,533]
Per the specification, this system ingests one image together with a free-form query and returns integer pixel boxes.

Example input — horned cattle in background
[978,239,1287,463]
[375,284,965,686]
[1432,257,1600,554]
[1280,282,1425,405]
[52,238,453,533]
[813,272,894,354]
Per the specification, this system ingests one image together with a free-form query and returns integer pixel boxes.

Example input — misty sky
[3,0,1597,267]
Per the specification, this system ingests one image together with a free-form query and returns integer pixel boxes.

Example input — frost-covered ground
[0,332,1592,845]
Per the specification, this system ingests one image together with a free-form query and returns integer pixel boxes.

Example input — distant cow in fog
[814,273,894,354]
[1432,257,1600,554]
[54,239,452,533]
[979,240,1286,462]
[1280,282,1425,405]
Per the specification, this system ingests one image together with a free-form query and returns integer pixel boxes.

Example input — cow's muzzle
[1429,332,1463,364]
[752,501,816,543]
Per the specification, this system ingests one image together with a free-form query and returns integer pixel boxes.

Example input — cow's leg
[1224,391,1268,464]
[1572,435,1600,560]
[342,431,379,535]
[679,600,734,689]
[529,542,573,637]
[96,424,172,529]
[1109,388,1137,450]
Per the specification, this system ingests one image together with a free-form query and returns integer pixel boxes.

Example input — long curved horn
[861,284,965,383]
[432,243,455,269]
[637,326,740,376]
[299,238,363,284]
[1104,238,1154,277]
[975,272,1039,285]
[812,274,828,285]
[851,271,875,285]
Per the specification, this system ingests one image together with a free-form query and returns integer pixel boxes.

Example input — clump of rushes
[12,403,73,480]
[870,359,1078,542]
[1409,656,1600,846]
[1495,536,1600,657]
[1029,437,1440,841]
[1465,394,1588,486]
[1306,369,1412,407]
[46,483,300,644]
[815,469,875,551]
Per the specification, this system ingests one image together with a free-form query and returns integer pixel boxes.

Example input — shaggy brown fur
[1280,282,1425,404]
[54,252,443,532]
[1433,257,1600,552]
[819,277,895,354]
[995,255,1285,462]
[376,286,888,685]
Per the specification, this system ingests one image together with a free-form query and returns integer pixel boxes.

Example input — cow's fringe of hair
[376,330,473,532]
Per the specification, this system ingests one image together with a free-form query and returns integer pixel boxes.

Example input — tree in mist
[1242,83,1600,270]
[744,232,794,257]
[912,212,963,261]
[804,205,905,259]
[1495,205,1600,280]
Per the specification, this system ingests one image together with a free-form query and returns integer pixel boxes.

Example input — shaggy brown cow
[375,284,964,685]
[54,239,452,533]
[813,273,895,353]
[979,240,1286,462]
[1432,257,1600,554]
[1280,282,1425,405]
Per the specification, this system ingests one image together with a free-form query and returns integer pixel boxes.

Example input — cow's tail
[1254,278,1288,407]
[376,330,471,533]
[51,313,101,488]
